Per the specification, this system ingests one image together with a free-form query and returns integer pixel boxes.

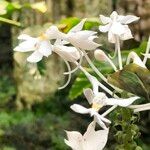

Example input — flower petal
[83,121,109,150]
[110,11,118,20]
[120,25,133,41]
[65,131,83,150]
[69,18,87,33]
[99,15,111,24]
[54,45,80,62]
[94,115,108,130]
[118,15,140,24]
[127,51,146,68]
[99,24,110,33]
[46,25,66,39]
[106,96,139,107]
[18,34,34,40]
[68,31,100,50]
[38,41,52,57]
[143,53,150,58]
[14,39,37,52]
[111,22,126,35]
[70,104,90,114]
[108,30,116,43]
[27,51,43,63]
[83,88,94,104]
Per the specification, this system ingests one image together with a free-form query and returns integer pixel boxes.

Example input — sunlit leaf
[60,17,100,33]
[0,1,8,15]
[0,16,21,26]
[30,2,47,13]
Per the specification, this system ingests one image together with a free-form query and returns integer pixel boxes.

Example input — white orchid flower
[65,19,100,50]
[84,88,139,108]
[99,11,139,43]
[51,39,81,90]
[65,121,109,150]
[53,40,80,63]
[67,31,100,50]
[14,34,52,63]
[45,25,67,40]
[126,51,146,68]
[70,102,111,130]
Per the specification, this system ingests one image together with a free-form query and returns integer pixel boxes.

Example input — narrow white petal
[94,115,108,130]
[99,24,110,33]
[18,34,34,40]
[38,41,52,57]
[99,15,111,24]
[120,25,133,41]
[107,97,139,107]
[127,51,146,68]
[143,53,150,58]
[27,51,43,63]
[98,115,111,124]
[14,39,37,52]
[118,15,140,24]
[83,88,94,104]
[70,104,90,114]
[69,18,87,33]
[87,75,99,95]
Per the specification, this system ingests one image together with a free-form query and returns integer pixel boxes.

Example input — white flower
[45,25,66,40]
[84,88,139,108]
[53,40,80,62]
[70,103,111,130]
[14,34,52,63]
[99,11,139,43]
[66,19,100,50]
[126,51,146,68]
[65,121,109,150]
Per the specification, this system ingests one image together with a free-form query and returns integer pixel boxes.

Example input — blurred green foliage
[0,0,47,26]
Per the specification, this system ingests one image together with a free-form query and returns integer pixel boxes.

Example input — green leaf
[108,63,150,100]
[0,16,21,26]
[30,2,47,13]
[60,17,100,33]
[37,60,46,76]
[69,72,91,100]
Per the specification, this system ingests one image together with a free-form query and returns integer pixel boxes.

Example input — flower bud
[94,49,107,61]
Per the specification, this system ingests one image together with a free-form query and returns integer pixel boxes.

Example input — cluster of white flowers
[14,11,150,150]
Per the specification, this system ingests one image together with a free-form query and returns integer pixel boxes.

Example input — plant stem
[82,49,122,93]
[102,105,118,117]
[76,62,118,97]
[115,36,123,70]
[143,36,150,64]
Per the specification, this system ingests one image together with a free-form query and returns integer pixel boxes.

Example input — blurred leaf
[0,0,8,15]
[60,17,100,33]
[0,16,21,26]
[69,72,91,100]
[108,64,150,100]
[30,2,47,13]
[37,60,46,76]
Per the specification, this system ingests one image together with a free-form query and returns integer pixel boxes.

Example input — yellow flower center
[39,33,48,40]
[92,103,102,111]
